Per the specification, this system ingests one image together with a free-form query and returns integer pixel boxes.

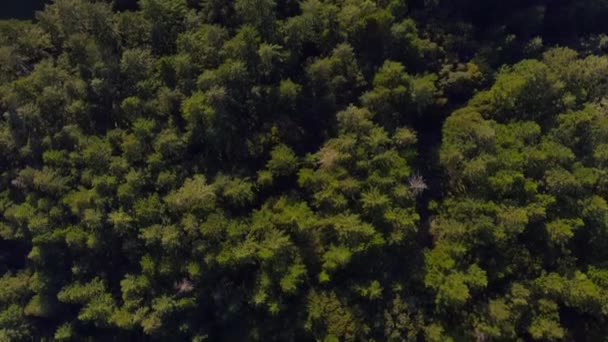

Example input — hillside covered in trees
[2,0,608,340]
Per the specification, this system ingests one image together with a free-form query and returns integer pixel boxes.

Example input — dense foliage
[1,0,608,340]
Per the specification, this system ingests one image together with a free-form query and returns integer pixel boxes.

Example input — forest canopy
[1,0,608,341]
